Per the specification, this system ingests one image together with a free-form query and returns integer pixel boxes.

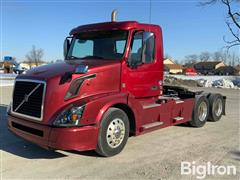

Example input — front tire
[96,108,129,157]
[189,96,209,127]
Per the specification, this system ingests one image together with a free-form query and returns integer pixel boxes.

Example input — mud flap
[222,96,226,115]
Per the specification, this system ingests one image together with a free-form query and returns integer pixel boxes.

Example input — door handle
[151,86,158,90]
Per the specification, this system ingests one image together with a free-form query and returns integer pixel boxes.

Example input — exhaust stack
[111,10,117,22]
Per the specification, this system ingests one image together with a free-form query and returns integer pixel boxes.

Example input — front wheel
[96,108,129,157]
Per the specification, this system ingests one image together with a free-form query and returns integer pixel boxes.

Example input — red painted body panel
[8,21,195,152]
[70,21,139,35]
[16,60,121,125]
[8,115,51,148]
[121,25,163,98]
[8,115,98,151]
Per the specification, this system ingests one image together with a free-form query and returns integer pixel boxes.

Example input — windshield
[67,30,128,60]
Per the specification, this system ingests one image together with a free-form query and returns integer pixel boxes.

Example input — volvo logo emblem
[24,94,29,103]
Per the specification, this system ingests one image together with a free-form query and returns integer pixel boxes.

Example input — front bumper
[7,115,99,151]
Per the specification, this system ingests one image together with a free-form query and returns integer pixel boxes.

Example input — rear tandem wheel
[208,93,224,122]
[189,95,209,127]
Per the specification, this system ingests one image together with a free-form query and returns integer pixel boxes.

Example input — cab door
[124,31,162,98]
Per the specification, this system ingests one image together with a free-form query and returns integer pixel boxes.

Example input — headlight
[53,105,85,127]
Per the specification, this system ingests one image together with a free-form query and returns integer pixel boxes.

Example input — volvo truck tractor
[7,12,226,157]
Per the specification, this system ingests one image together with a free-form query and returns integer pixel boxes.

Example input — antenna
[149,0,152,23]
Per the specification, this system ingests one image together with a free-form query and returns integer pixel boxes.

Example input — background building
[194,61,226,75]
[164,58,183,74]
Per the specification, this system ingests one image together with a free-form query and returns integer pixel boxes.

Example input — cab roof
[69,21,160,35]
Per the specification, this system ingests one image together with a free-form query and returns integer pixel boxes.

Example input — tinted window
[143,32,155,63]
[67,30,128,60]
[128,31,155,64]
[71,40,93,58]
[116,40,126,54]
[128,32,143,64]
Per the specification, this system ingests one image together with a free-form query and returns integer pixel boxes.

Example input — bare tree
[212,50,228,63]
[200,0,240,50]
[174,59,180,64]
[199,51,211,61]
[184,54,199,64]
[228,51,240,66]
[26,45,44,67]
[164,54,172,60]
[213,51,222,61]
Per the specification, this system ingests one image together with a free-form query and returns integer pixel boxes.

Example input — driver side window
[128,32,143,64]
[128,31,155,65]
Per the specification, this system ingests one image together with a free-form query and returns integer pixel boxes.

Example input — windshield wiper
[80,55,104,60]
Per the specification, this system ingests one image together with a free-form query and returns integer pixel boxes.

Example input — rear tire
[96,108,129,157]
[189,95,209,127]
[208,93,224,122]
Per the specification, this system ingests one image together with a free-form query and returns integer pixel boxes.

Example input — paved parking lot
[0,86,239,179]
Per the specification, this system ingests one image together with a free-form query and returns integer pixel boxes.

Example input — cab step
[175,100,184,104]
[141,121,164,130]
[143,103,161,109]
[173,116,184,121]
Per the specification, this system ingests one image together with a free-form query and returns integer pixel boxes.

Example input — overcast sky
[1,0,239,62]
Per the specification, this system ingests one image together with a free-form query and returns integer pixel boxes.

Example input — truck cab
[7,19,226,157]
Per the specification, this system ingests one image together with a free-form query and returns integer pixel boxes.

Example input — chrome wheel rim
[106,118,125,148]
[198,101,207,122]
[214,98,222,117]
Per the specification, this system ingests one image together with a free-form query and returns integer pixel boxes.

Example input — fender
[80,92,129,126]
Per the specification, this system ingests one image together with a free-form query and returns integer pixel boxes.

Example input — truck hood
[18,60,121,80]
[14,59,121,125]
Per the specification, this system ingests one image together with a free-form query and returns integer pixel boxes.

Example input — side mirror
[64,37,71,59]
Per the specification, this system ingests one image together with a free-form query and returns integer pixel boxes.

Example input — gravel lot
[0,86,239,179]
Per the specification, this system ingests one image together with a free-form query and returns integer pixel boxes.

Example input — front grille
[12,80,46,121]
[12,122,43,137]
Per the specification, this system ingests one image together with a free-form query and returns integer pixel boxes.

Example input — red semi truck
[7,14,226,157]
